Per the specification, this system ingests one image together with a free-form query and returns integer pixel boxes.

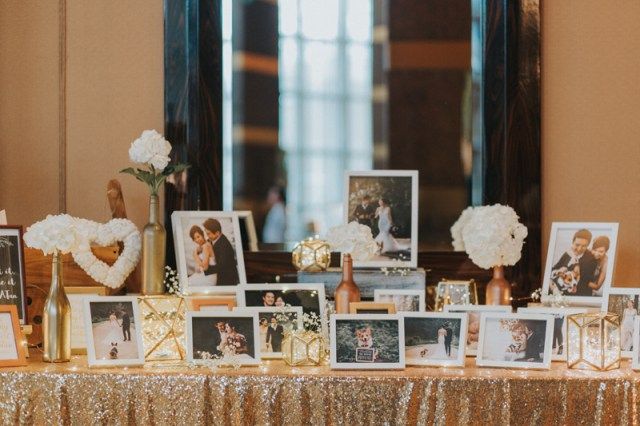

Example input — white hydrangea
[325,221,379,261]
[450,206,476,251]
[23,214,83,255]
[128,129,172,171]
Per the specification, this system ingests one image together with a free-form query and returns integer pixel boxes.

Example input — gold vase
[485,265,511,305]
[141,194,166,295]
[42,251,71,362]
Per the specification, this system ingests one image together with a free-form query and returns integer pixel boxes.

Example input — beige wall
[542,0,640,285]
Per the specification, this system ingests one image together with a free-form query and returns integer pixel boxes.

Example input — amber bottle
[334,253,361,314]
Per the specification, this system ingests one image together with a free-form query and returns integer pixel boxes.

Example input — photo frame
[602,287,640,358]
[402,312,467,367]
[344,170,419,268]
[542,222,619,306]
[476,312,553,370]
[186,311,261,366]
[66,286,107,355]
[434,280,478,311]
[374,289,425,312]
[0,211,6,225]
[0,226,27,324]
[233,306,303,359]
[330,314,405,370]
[171,211,247,294]
[443,304,512,356]
[631,317,640,371]
[0,305,27,367]
[349,302,396,314]
[83,296,145,367]
[517,306,588,361]
[189,297,237,312]
[236,210,259,252]
[236,284,326,332]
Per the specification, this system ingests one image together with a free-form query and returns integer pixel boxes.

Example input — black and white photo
[0,226,27,323]
[233,306,302,358]
[374,289,425,312]
[518,307,587,361]
[402,313,467,366]
[345,171,418,268]
[443,305,511,356]
[603,289,640,357]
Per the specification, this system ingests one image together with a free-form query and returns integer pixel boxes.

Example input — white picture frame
[344,170,419,268]
[443,304,512,356]
[235,284,326,333]
[171,211,247,294]
[232,306,303,359]
[401,312,467,367]
[83,296,145,367]
[476,312,553,370]
[330,314,405,370]
[186,311,261,366]
[542,222,619,306]
[374,289,425,312]
[631,317,640,370]
[517,306,588,361]
[601,287,640,358]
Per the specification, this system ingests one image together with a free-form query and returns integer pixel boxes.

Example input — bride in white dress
[621,298,636,351]
[374,199,409,253]
[432,325,448,359]
[188,225,217,286]
[103,311,122,346]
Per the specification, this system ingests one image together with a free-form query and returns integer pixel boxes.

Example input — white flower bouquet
[325,221,379,261]
[23,214,84,255]
[450,204,528,269]
[120,129,189,196]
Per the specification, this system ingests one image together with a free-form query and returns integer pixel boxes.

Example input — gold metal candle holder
[567,312,621,371]
[434,279,478,311]
[291,237,331,272]
[281,330,326,366]
[138,295,186,361]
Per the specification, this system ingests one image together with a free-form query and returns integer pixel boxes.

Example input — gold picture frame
[189,297,237,312]
[0,305,27,367]
[349,302,396,314]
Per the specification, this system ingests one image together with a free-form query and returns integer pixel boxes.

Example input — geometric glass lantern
[281,330,326,366]
[291,237,331,272]
[138,295,186,361]
[434,280,478,312]
[567,312,621,371]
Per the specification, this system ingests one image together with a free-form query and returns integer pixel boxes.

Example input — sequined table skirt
[0,354,636,425]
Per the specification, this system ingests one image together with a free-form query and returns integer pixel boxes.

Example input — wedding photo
[186,312,260,365]
[603,289,640,356]
[443,305,511,355]
[0,226,27,323]
[344,171,418,268]
[632,317,640,371]
[330,314,405,370]
[476,313,553,369]
[84,297,144,367]
[233,306,302,358]
[172,211,246,293]
[542,222,619,304]
[518,307,587,361]
[374,289,425,312]
[403,313,467,366]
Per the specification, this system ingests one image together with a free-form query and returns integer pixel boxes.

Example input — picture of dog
[109,342,119,359]
[356,327,374,348]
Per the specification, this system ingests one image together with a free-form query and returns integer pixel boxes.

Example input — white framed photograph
[0,226,28,324]
[402,312,467,367]
[542,222,619,306]
[631,317,640,370]
[236,284,326,332]
[476,313,553,370]
[233,306,303,359]
[171,211,247,294]
[374,289,425,312]
[186,311,260,366]
[83,296,145,367]
[344,170,419,268]
[443,304,512,355]
[66,287,107,355]
[602,288,640,358]
[330,314,405,370]
[517,306,588,361]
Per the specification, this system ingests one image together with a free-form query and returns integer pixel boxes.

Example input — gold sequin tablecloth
[1,354,638,425]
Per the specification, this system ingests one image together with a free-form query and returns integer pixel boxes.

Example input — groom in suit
[551,229,597,296]
[266,316,284,352]
[121,310,131,341]
[203,218,240,286]
[443,322,453,357]
[352,195,377,230]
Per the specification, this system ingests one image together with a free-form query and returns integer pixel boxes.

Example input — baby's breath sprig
[164,266,182,295]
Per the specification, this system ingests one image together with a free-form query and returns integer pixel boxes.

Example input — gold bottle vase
[42,251,71,362]
[485,265,511,306]
[141,194,166,295]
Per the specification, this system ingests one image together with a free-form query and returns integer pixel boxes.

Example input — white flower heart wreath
[71,218,141,289]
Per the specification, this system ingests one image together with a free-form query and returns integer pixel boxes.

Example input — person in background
[263,186,287,243]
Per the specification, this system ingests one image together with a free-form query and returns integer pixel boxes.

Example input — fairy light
[567,313,621,371]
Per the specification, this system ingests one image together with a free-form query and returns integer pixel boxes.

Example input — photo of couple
[257,310,300,355]
[605,293,640,353]
[191,316,256,360]
[404,317,461,361]
[88,301,138,361]
[482,319,547,363]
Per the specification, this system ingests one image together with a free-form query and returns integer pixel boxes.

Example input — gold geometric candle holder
[434,280,478,311]
[567,312,621,371]
[291,237,331,272]
[138,295,186,361]
[281,330,326,366]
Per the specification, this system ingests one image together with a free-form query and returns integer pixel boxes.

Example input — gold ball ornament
[291,237,331,272]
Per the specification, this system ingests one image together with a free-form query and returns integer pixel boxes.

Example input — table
[0,353,636,425]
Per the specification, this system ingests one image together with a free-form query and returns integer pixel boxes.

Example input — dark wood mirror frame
[163,0,540,303]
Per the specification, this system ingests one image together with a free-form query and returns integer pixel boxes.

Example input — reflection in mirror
[222,0,474,251]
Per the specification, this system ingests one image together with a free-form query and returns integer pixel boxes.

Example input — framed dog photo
[0,305,27,367]
[0,226,28,324]
[233,306,303,359]
[402,312,467,367]
[83,296,145,367]
[186,311,260,366]
[542,222,619,306]
[517,307,587,361]
[171,211,247,294]
[602,288,640,358]
[443,304,512,356]
[374,289,425,312]
[236,284,326,332]
[331,314,405,370]
[344,170,419,268]
[349,302,396,314]
[476,313,553,370]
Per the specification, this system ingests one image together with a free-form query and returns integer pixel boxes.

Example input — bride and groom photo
[87,301,140,361]
[404,316,463,365]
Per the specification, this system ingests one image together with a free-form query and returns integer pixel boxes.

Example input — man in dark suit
[203,218,240,286]
[443,322,453,357]
[266,317,284,352]
[516,321,546,362]
[352,195,377,231]
[550,229,597,296]
[121,310,131,341]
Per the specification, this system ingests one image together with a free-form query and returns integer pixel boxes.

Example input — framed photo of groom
[172,211,247,294]
[542,222,619,306]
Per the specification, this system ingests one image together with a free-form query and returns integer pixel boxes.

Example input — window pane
[347,44,372,95]
[346,0,372,42]
[302,42,340,94]
[278,0,298,36]
[348,100,373,151]
[300,0,339,40]
[279,94,297,151]
[222,41,232,96]
[303,98,341,150]
[279,38,298,92]
[222,0,233,41]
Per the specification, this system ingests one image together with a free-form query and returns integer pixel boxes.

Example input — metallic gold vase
[485,265,511,305]
[42,251,71,362]
[142,194,166,295]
